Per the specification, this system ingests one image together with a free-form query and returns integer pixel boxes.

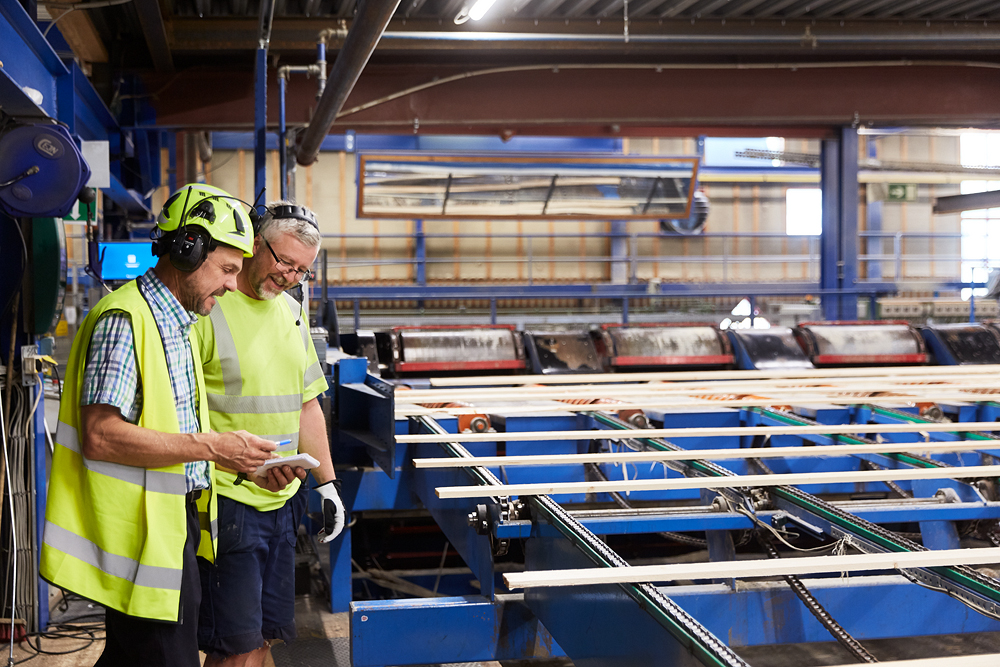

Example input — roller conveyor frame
[328,358,1000,667]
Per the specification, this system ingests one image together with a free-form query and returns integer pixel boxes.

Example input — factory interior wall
[136,132,969,292]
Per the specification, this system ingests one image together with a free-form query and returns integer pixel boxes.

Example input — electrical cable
[1,373,17,667]
[42,0,132,38]
[586,461,709,547]
[756,530,879,664]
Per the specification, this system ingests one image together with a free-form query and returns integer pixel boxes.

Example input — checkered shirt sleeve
[81,311,141,422]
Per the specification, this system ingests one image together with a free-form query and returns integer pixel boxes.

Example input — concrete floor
[14,586,1000,667]
[10,592,507,667]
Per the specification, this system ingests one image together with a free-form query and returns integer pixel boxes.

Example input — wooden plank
[52,9,108,64]
[412,440,999,469]
[398,421,1000,444]
[397,378,1000,404]
[826,655,1000,667]
[502,547,1000,590]
[433,464,1000,499]
[427,364,1000,387]
[394,393,1000,416]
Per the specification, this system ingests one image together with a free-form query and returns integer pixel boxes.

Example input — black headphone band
[254,204,319,234]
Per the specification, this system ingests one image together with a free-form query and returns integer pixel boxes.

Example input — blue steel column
[820,128,859,321]
[278,74,287,200]
[865,136,883,283]
[254,48,268,199]
[820,135,841,321]
[414,219,426,286]
[33,382,47,630]
[839,127,859,319]
[252,0,274,199]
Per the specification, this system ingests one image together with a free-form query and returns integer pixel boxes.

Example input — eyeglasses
[262,236,315,282]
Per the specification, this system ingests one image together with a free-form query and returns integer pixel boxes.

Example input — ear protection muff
[162,196,221,272]
[252,203,319,236]
[169,227,217,272]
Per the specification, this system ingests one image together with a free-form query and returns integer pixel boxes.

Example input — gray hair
[260,200,321,249]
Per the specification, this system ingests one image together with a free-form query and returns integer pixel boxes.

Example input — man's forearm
[298,398,335,484]
[80,404,215,468]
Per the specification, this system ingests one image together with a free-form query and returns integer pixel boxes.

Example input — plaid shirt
[81,269,209,491]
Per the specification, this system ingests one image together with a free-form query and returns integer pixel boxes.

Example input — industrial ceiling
[53,0,1000,134]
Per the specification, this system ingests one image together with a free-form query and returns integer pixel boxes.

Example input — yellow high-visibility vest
[40,280,217,622]
[193,290,327,512]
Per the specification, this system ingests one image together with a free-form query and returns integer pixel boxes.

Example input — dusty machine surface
[726,327,815,370]
[595,323,734,370]
[374,325,526,375]
[795,321,929,366]
[923,324,1000,366]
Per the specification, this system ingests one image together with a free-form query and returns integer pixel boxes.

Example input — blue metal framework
[820,128,860,320]
[328,356,1000,666]
[0,0,156,216]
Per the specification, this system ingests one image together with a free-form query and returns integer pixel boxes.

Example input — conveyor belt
[412,414,751,667]
[590,410,1000,614]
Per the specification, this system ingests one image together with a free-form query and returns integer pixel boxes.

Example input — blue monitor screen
[99,242,157,281]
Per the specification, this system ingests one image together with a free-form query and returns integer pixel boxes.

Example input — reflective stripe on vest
[199,290,318,511]
[209,305,242,396]
[44,522,183,591]
[54,421,187,495]
[207,393,303,414]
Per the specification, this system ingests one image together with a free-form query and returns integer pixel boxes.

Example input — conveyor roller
[376,325,525,375]
[522,330,603,374]
[794,320,928,366]
[922,323,1000,365]
[726,327,814,370]
[596,323,734,370]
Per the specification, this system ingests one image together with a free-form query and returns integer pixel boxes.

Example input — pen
[234,439,293,485]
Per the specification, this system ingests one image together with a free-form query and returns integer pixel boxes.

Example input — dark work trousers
[96,493,202,667]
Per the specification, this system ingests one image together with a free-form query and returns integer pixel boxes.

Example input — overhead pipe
[277,30,338,198]
[296,0,401,167]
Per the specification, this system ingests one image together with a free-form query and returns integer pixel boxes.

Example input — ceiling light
[455,0,497,23]
[469,0,497,20]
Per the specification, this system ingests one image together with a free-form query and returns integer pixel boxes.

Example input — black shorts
[96,493,202,667]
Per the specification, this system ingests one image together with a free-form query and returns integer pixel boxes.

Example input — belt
[186,490,203,503]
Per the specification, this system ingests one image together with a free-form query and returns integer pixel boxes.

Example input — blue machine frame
[326,355,1000,667]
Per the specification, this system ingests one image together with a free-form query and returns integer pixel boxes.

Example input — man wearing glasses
[192,201,344,667]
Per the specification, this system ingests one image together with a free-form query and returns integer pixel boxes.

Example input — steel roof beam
[751,0,806,18]
[842,0,915,19]
[561,0,604,17]
[528,0,574,19]
[403,0,427,18]
[942,0,1000,18]
[658,0,700,18]
[782,0,837,18]
[721,0,772,18]
[133,0,173,71]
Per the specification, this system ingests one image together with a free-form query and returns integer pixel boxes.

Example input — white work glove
[315,479,346,543]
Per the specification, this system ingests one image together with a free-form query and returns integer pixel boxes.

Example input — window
[786,188,822,236]
[959,132,1000,299]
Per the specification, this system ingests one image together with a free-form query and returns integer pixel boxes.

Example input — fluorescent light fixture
[469,0,497,20]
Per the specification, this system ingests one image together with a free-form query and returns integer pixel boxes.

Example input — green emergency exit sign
[887,183,917,202]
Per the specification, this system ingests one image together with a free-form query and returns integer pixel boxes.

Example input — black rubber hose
[757,532,878,663]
